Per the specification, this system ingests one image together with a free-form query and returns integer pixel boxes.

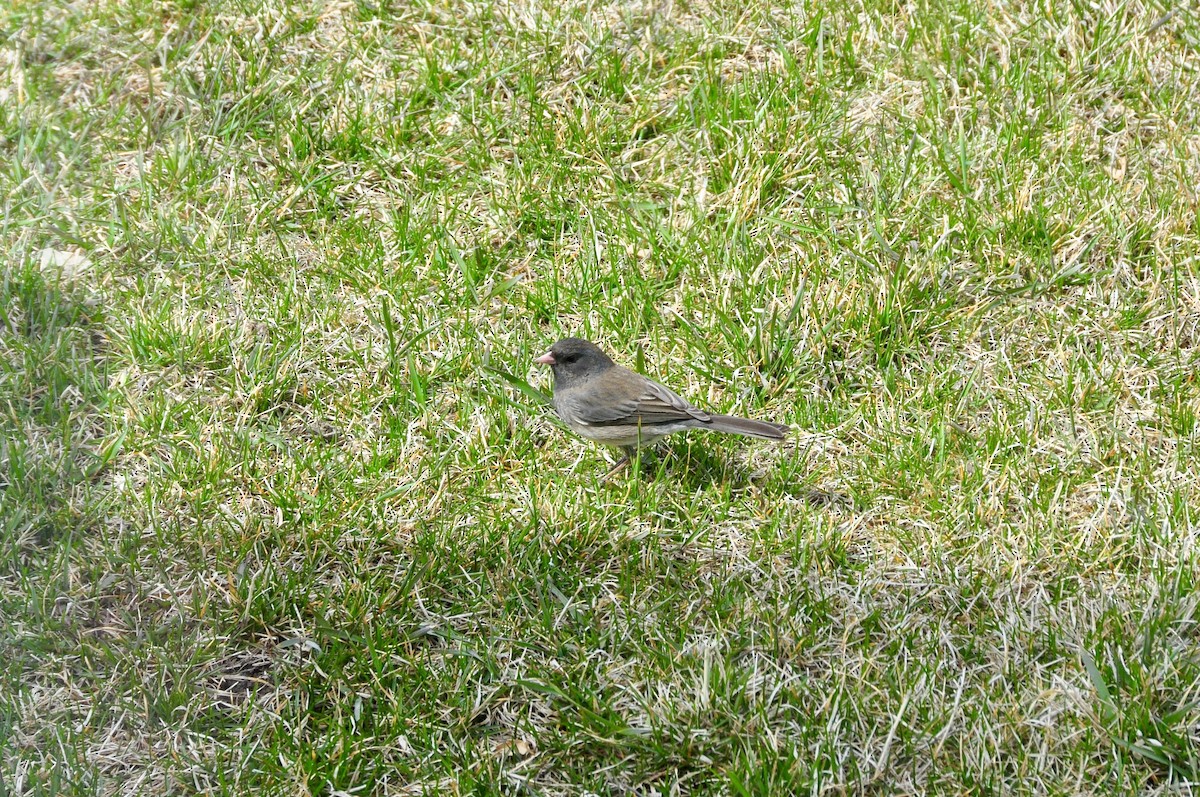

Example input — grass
[2,0,1199,793]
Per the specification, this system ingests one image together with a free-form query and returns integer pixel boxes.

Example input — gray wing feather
[557,368,710,426]
[638,378,711,424]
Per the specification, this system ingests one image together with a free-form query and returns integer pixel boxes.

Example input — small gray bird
[534,337,788,469]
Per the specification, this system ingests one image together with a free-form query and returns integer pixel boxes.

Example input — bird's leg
[625,444,645,473]
[601,456,630,481]
[601,445,640,481]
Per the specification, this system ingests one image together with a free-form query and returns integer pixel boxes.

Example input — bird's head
[533,337,615,388]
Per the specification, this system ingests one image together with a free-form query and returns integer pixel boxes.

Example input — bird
[533,337,788,471]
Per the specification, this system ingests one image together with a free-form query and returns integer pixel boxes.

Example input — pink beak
[533,351,555,365]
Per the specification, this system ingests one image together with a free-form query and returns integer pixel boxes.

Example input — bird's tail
[706,414,789,441]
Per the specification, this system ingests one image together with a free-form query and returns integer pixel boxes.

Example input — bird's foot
[601,446,645,481]
[601,456,631,481]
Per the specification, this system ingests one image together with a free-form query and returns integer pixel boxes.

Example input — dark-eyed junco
[534,337,789,467]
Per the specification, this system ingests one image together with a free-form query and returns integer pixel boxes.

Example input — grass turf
[2,0,1199,793]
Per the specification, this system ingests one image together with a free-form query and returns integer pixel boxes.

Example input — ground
[1,0,1199,794]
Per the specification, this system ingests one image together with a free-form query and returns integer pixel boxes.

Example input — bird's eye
[563,353,578,364]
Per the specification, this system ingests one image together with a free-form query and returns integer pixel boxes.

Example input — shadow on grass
[673,439,746,486]
[625,437,763,491]
[0,264,111,559]
[623,437,854,509]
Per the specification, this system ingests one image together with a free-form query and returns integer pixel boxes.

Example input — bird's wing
[633,377,712,424]
[563,368,710,427]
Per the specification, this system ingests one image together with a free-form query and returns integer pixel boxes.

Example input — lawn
[2,0,1199,793]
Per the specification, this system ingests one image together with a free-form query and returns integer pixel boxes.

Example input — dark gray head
[533,337,616,389]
